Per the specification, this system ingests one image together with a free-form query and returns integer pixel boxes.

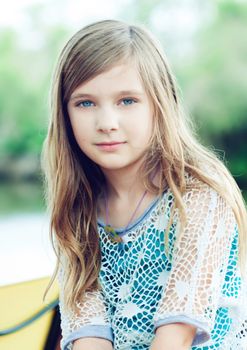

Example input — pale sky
[0,0,130,28]
[0,0,207,57]
[0,0,204,34]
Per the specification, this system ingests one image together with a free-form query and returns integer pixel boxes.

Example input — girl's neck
[97,163,161,228]
[101,162,146,202]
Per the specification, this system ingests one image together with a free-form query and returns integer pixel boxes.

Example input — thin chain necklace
[104,189,148,244]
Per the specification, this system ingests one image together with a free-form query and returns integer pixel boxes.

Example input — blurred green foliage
[0,23,70,158]
[175,0,247,194]
[177,1,247,136]
[0,0,246,200]
[0,181,45,214]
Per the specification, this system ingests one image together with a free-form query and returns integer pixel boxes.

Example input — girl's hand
[73,337,113,350]
[150,323,196,350]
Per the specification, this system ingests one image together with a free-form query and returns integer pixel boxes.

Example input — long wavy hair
[42,19,247,311]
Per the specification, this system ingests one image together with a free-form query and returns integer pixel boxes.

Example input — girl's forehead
[71,62,145,96]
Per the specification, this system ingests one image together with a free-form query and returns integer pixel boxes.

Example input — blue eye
[77,100,94,108]
[121,98,136,106]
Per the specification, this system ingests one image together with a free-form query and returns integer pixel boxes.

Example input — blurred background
[0,0,246,284]
[0,0,246,348]
[0,0,247,284]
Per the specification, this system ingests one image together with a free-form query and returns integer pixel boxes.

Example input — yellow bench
[0,276,60,350]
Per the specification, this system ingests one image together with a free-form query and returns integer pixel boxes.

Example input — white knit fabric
[58,176,247,350]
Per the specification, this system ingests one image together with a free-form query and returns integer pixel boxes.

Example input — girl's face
[67,62,153,173]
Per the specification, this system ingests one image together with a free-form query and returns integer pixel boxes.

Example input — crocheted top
[58,177,247,350]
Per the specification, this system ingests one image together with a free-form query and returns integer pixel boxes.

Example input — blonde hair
[42,19,247,311]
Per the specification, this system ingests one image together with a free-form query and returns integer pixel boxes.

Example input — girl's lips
[95,141,126,151]
[96,142,124,145]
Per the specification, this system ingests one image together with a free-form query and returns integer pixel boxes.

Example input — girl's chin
[98,160,143,173]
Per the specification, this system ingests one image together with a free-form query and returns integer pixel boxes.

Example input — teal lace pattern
[58,177,247,350]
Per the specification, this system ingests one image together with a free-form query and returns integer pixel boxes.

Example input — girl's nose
[96,107,119,133]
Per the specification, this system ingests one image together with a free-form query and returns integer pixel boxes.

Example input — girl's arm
[150,323,196,350]
[73,337,113,350]
[57,255,113,350]
[152,182,237,348]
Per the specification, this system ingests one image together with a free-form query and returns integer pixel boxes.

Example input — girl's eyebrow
[69,90,145,101]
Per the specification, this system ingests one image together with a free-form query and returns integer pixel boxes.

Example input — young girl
[42,20,247,350]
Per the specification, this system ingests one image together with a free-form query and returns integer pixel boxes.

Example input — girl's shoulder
[181,171,237,232]
[184,170,233,207]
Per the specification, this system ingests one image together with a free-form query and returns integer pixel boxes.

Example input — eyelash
[76,100,94,108]
[121,98,137,106]
[75,98,138,108]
